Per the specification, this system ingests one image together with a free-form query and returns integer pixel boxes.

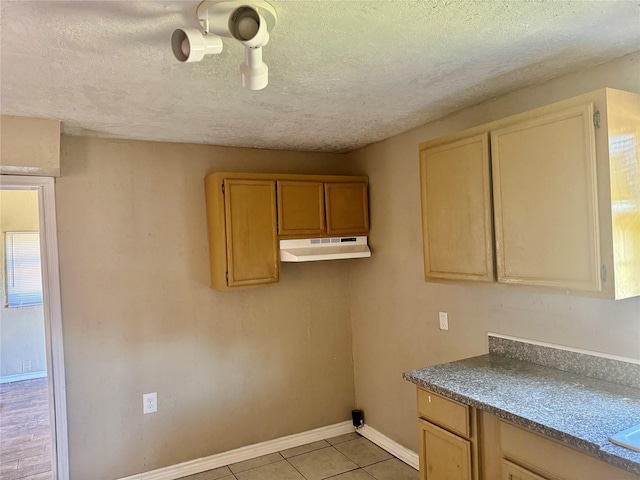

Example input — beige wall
[345,51,640,453]
[56,137,356,479]
[0,190,47,378]
[0,115,61,176]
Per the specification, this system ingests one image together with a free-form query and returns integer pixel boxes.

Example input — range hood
[280,236,371,262]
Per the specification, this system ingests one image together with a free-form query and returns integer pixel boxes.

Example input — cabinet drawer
[417,388,470,438]
[501,421,640,480]
[501,459,549,480]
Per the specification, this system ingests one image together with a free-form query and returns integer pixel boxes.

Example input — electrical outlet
[143,392,157,414]
[438,312,449,331]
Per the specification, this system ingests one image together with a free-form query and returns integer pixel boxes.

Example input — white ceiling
[1,1,639,153]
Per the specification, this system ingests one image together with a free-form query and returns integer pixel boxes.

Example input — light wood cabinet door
[491,104,602,292]
[224,179,279,287]
[325,182,369,236]
[419,419,471,480]
[420,133,494,282]
[501,459,549,480]
[277,181,326,237]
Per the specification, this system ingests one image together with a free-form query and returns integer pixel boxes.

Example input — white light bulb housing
[197,0,277,40]
[171,28,223,62]
[229,7,269,47]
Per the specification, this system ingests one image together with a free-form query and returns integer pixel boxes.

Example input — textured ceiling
[1,1,639,152]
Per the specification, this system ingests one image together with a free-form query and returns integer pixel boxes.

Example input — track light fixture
[171,0,277,91]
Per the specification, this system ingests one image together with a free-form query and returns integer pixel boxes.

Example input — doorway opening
[0,176,68,480]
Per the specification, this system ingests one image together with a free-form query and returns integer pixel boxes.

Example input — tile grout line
[229,452,285,476]
[283,452,309,480]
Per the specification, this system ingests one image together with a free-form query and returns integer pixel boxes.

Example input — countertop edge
[402,370,640,476]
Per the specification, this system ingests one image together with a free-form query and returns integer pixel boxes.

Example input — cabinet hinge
[221,183,225,194]
[225,272,229,282]
[600,265,607,283]
[593,110,601,128]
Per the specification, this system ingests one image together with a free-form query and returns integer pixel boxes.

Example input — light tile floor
[179,433,418,480]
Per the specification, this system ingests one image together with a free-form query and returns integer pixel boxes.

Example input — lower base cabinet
[416,388,479,480]
[502,459,549,480]
[419,419,471,480]
[415,387,640,480]
[497,419,639,480]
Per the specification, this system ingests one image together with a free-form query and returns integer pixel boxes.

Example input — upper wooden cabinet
[420,133,494,282]
[325,182,369,236]
[206,174,279,290]
[205,173,369,291]
[418,88,640,299]
[491,104,601,292]
[224,179,279,288]
[277,180,369,238]
[277,181,326,237]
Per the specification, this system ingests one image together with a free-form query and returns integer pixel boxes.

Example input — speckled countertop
[403,354,640,475]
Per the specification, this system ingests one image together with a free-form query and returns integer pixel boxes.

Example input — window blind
[5,232,43,307]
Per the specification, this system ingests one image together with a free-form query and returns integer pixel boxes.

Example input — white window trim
[0,175,69,480]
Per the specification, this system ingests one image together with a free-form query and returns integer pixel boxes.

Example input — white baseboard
[358,424,419,470]
[0,371,47,384]
[118,421,355,480]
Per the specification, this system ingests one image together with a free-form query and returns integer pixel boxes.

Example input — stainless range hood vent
[279,236,371,262]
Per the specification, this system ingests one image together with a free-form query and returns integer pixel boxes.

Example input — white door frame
[0,175,69,480]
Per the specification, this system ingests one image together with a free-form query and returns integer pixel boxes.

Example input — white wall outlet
[438,312,449,331]
[143,392,157,414]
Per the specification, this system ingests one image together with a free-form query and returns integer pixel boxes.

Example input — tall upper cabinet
[206,174,280,290]
[420,133,494,282]
[491,104,601,292]
[419,88,640,299]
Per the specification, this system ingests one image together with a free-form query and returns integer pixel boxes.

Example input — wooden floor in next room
[178,432,418,480]
[0,378,52,480]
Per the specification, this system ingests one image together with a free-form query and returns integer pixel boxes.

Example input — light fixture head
[173,0,277,89]
[171,28,223,62]
[229,6,269,48]
[197,0,277,39]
